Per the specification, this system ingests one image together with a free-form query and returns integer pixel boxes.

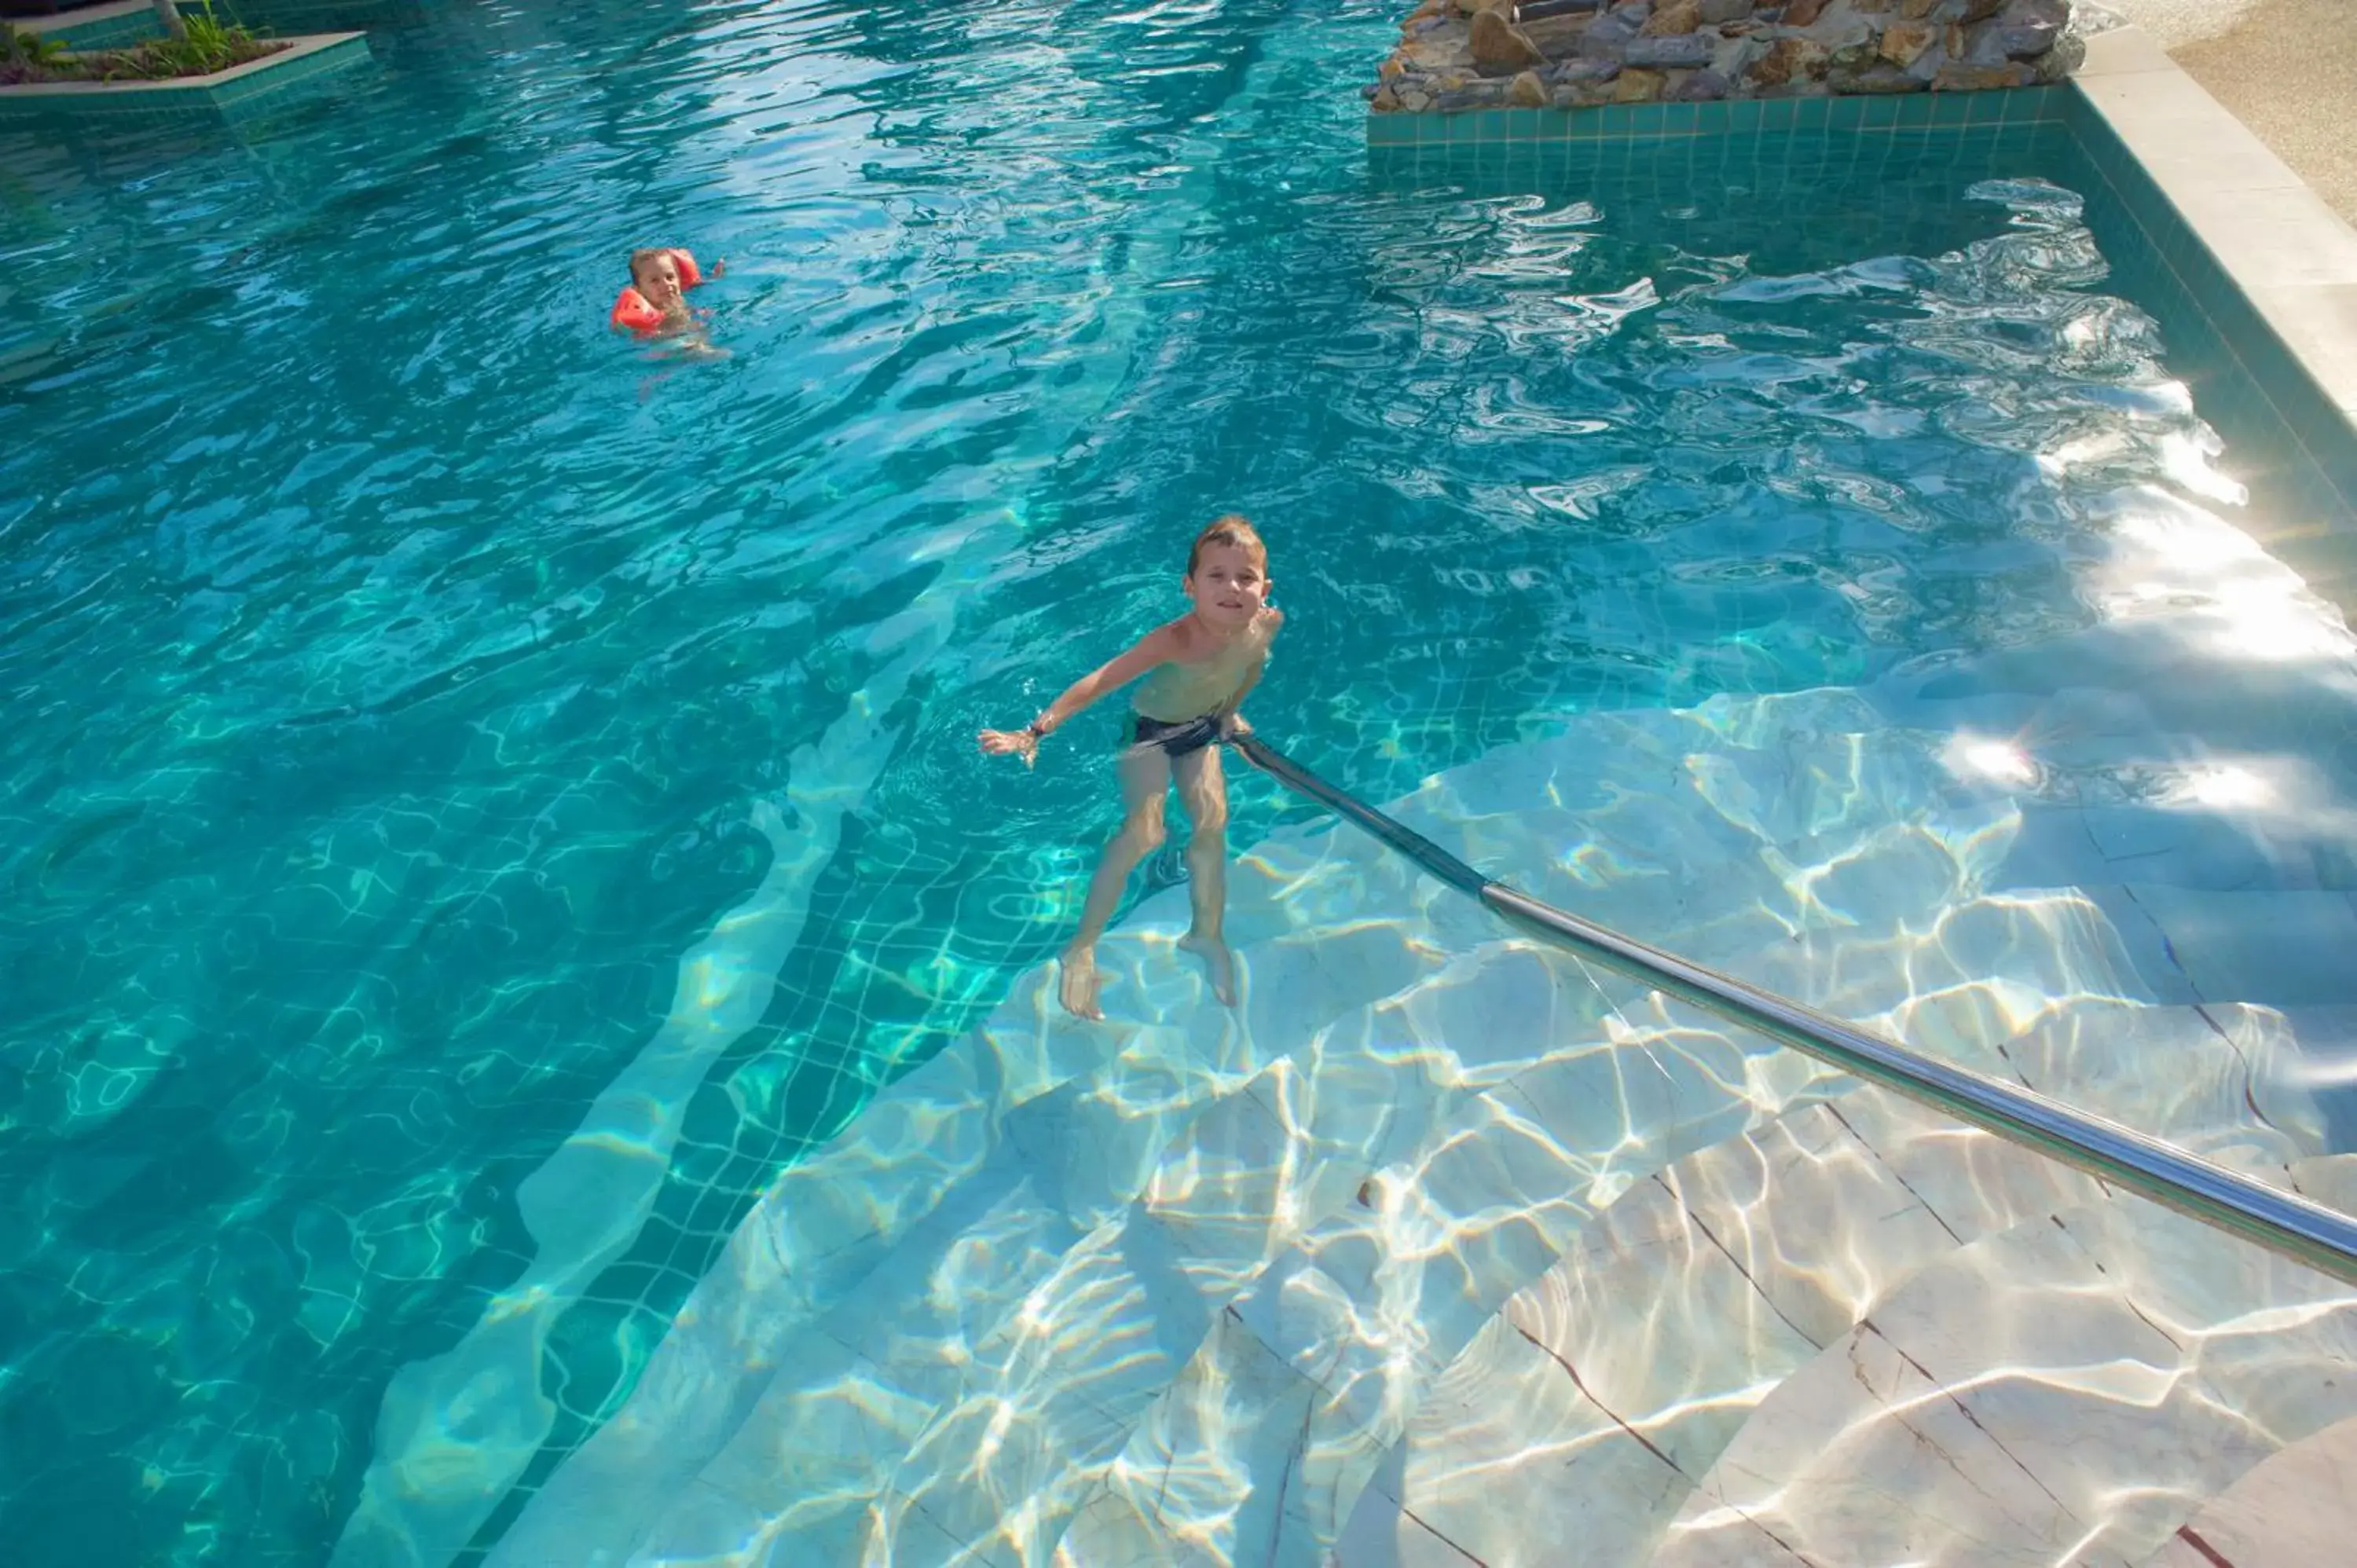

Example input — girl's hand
[977,727,1040,768]
[711,258,727,277]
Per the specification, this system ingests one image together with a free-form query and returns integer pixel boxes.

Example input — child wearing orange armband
[609,247,725,350]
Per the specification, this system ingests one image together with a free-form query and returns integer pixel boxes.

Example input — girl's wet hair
[1186,514,1266,577]
[627,247,672,282]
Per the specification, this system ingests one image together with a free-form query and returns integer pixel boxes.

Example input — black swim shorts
[1130,714,1220,757]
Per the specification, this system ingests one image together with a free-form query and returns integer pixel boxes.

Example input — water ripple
[3,0,2354,1563]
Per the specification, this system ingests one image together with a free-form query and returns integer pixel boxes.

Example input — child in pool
[979,515,1284,1020]
[610,247,725,350]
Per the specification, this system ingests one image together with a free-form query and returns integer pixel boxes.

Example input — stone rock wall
[1368,0,2082,113]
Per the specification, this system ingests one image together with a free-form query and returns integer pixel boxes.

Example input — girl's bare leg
[1060,744,1171,1020]
[1171,744,1237,1006]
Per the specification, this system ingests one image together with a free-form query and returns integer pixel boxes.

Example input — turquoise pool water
[5,2,2355,1564]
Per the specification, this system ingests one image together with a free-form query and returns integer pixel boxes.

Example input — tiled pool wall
[2054,104,2357,603]
[1364,79,2070,151]
[1367,57,2357,612]
[1364,98,2069,233]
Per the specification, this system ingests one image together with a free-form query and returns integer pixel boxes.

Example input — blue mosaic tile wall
[1365,82,2066,148]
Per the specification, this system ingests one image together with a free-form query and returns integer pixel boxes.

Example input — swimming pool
[5,1,2357,1563]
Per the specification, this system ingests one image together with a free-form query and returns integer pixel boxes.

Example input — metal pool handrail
[1233,734,2357,1287]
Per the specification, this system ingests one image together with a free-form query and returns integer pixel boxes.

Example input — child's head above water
[628,247,688,313]
[1184,514,1270,627]
[1186,514,1266,577]
[628,248,678,287]
[610,247,725,350]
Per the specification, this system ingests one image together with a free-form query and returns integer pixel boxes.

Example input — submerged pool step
[2081,881,2357,1012]
[482,844,1479,1566]
[2141,1408,2357,1568]
[1050,1015,1850,1568]
[494,687,2047,1563]
[1058,992,2327,1568]
[1651,1179,2357,1568]
[832,727,2163,1563]
[493,683,2339,1566]
[1332,1087,2108,1568]
[1912,993,2326,1167]
[1866,672,2357,895]
[1330,1001,2330,1568]
[625,940,1632,1565]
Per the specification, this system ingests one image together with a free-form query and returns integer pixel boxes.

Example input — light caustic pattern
[485,688,2356,1568]
[7,1,2357,1566]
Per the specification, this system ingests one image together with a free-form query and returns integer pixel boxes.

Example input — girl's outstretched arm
[979,626,1176,766]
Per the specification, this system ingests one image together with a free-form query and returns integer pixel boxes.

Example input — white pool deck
[2106,0,2357,226]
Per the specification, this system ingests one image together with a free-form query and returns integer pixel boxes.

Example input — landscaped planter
[0,27,370,125]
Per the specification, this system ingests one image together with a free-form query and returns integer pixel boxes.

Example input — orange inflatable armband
[610,288,662,332]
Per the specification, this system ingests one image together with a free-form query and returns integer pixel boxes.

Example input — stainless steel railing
[1235,733,2357,1286]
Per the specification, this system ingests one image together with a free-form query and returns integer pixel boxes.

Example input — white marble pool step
[1331,1090,2109,1568]
[1650,1176,2357,1568]
[2080,881,2357,1009]
[635,938,1641,1566]
[1058,995,2329,1568]
[487,831,1484,1567]
[2143,1409,2357,1568]
[498,687,2066,1564]
[627,700,2174,1566]
[1381,689,2357,1020]
[491,684,2349,1566]
[1326,1006,2330,1568]
[1865,668,2357,894]
[1036,991,1852,1568]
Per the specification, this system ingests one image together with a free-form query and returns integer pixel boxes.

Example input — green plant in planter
[0,20,75,83]
[90,2,275,79]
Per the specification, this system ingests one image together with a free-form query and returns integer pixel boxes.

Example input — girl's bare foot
[1059,943,1105,1020]
[1178,932,1237,1007]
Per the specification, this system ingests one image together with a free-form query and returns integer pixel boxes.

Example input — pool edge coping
[2071,25,2357,443]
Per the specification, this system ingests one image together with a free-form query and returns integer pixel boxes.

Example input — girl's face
[1184,543,1269,631]
[633,254,684,310]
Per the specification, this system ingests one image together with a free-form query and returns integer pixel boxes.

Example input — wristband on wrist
[1025,717,1049,739]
